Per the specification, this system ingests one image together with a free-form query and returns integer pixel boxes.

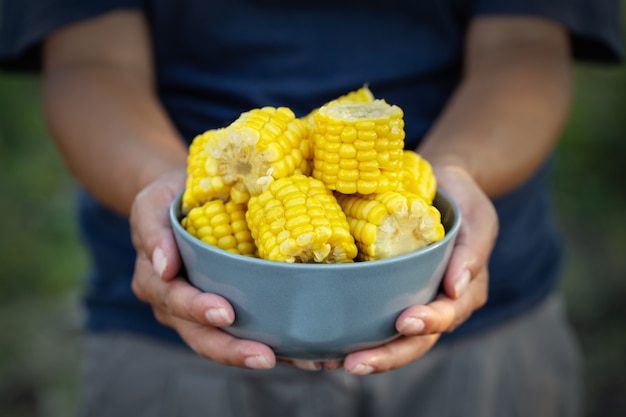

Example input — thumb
[130,170,186,281]
[432,166,498,300]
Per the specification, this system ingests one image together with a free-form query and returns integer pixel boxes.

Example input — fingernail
[398,317,425,334]
[244,355,273,370]
[323,361,342,371]
[205,308,232,325]
[347,363,375,376]
[454,269,471,298]
[294,361,322,371]
[152,247,167,279]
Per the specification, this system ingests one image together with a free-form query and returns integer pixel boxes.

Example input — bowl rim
[170,188,461,271]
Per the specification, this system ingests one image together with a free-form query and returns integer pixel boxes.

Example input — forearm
[41,11,187,216]
[43,65,186,215]
[419,17,572,198]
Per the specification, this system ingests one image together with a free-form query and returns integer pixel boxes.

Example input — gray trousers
[78,296,581,417]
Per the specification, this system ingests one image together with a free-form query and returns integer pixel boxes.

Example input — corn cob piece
[302,85,375,127]
[312,99,405,195]
[182,106,310,213]
[300,85,375,167]
[336,189,445,261]
[182,199,257,256]
[246,174,358,263]
[400,150,437,204]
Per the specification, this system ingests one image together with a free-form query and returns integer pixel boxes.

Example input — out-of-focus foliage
[0,75,86,300]
[554,64,626,417]
[0,73,86,417]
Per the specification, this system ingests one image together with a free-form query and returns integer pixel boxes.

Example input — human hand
[129,170,277,370]
[334,165,498,375]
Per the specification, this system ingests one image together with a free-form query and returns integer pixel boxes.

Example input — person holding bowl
[0,0,621,416]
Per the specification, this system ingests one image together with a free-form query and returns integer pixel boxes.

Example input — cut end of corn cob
[182,199,257,257]
[181,106,311,214]
[328,85,375,106]
[312,99,405,195]
[246,175,358,263]
[302,85,375,125]
[336,190,445,261]
[400,150,437,204]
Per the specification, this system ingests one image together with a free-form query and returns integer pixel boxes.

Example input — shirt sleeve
[469,0,624,63]
[0,0,141,72]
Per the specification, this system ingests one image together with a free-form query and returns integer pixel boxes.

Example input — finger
[441,209,496,300]
[322,360,343,371]
[131,198,181,281]
[132,254,277,370]
[396,269,488,336]
[290,360,323,371]
[343,334,440,375]
[430,166,498,299]
[278,358,343,371]
[132,254,235,327]
[130,171,186,281]
[174,319,276,370]
[440,245,474,300]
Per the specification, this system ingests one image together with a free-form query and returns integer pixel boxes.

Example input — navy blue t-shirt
[1,0,622,345]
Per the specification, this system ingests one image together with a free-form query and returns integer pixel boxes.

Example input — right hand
[338,165,498,375]
[129,169,277,370]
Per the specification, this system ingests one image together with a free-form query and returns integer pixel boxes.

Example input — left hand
[307,165,498,374]
[130,170,278,369]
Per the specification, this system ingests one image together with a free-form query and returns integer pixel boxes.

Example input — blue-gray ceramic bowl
[170,189,461,360]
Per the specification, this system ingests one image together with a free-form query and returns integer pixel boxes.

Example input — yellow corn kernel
[400,150,437,204]
[246,175,357,263]
[336,189,445,261]
[312,99,405,195]
[182,200,257,257]
[181,106,310,213]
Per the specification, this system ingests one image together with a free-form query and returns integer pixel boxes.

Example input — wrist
[421,156,477,190]
[134,150,187,198]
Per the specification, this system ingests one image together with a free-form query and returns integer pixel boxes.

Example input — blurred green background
[1,17,626,417]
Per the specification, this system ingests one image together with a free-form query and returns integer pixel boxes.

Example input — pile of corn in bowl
[169,87,461,359]
[179,87,445,264]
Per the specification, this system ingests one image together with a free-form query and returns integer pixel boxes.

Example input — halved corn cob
[336,189,445,261]
[182,199,257,256]
[312,99,405,195]
[246,174,358,263]
[181,106,310,214]
[400,150,437,204]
